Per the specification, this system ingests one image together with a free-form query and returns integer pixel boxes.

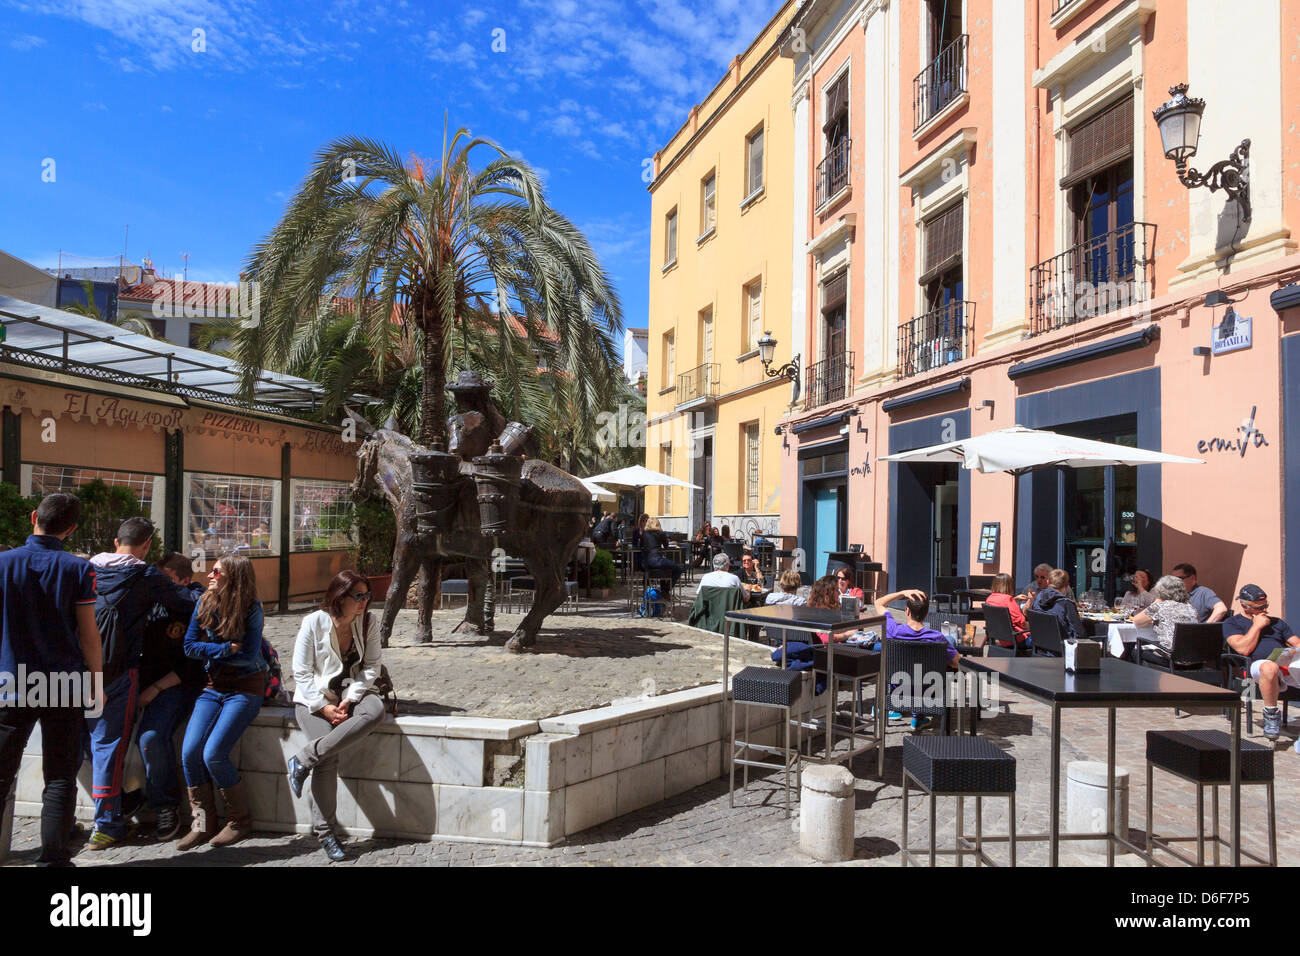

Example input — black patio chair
[884,637,954,736]
[1025,609,1065,657]
[933,576,966,614]
[1135,622,1233,721]
[983,604,1027,658]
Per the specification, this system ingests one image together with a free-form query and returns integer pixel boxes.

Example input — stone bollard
[1066,760,1130,855]
[799,764,855,862]
[0,788,14,864]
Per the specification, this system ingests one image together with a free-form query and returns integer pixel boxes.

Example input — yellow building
[645,2,797,540]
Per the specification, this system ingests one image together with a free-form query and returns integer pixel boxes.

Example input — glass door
[1060,416,1137,603]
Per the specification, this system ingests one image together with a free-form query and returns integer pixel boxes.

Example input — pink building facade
[779,0,1300,613]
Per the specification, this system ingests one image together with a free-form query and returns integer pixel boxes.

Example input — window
[664,208,678,265]
[184,472,280,558]
[698,306,714,366]
[25,464,166,536]
[290,479,355,552]
[926,0,963,61]
[824,73,849,150]
[700,172,716,235]
[661,444,674,513]
[920,201,964,309]
[662,330,675,387]
[743,423,760,512]
[744,279,763,352]
[745,127,764,197]
[188,323,206,349]
[147,318,168,339]
[821,271,847,359]
[818,73,850,206]
[1064,95,1137,308]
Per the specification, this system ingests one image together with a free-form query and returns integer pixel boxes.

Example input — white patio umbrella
[579,477,617,503]
[879,426,1205,585]
[585,464,700,492]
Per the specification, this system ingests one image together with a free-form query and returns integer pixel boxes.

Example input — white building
[622,327,648,385]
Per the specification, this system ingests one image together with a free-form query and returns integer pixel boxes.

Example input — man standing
[1170,562,1228,623]
[82,517,197,850]
[1224,584,1299,740]
[0,494,102,866]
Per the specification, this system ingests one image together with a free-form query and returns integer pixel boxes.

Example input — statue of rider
[446,369,537,460]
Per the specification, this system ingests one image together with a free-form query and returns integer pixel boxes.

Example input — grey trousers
[294,694,386,837]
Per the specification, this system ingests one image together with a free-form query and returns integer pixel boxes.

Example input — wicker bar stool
[729,666,807,818]
[1145,729,1276,866]
[901,735,1017,867]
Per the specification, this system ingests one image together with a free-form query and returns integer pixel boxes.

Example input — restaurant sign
[1210,312,1251,356]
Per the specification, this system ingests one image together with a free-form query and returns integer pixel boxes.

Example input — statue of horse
[348,414,590,653]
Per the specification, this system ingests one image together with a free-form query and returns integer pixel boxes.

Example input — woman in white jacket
[287,570,384,861]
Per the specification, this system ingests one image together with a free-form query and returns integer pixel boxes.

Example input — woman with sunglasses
[178,553,267,851]
[834,568,864,603]
[286,570,384,861]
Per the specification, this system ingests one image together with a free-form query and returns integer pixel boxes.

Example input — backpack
[260,638,287,705]
[638,587,663,618]
[95,564,149,687]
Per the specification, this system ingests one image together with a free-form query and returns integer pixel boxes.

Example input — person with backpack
[0,494,103,866]
[128,551,205,841]
[82,517,197,851]
[286,570,384,861]
[177,553,267,851]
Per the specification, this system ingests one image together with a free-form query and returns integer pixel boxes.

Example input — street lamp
[1152,83,1250,220]
[757,330,800,383]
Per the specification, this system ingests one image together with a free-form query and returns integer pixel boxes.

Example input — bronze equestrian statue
[348,373,588,653]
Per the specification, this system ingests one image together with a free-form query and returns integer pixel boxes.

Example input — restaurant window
[743,422,761,513]
[664,207,678,266]
[24,464,166,539]
[745,126,764,197]
[290,479,355,552]
[744,279,762,352]
[700,172,716,236]
[184,472,280,559]
[661,444,673,514]
[1058,415,1137,603]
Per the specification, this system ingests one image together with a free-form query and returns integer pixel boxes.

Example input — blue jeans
[181,687,261,790]
[137,686,190,809]
[80,669,139,838]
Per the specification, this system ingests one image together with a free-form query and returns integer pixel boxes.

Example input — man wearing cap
[81,517,198,849]
[1170,562,1228,623]
[1224,584,1300,740]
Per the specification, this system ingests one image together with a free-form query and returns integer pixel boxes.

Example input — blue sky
[0,0,785,350]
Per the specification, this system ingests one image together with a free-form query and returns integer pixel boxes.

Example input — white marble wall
[13,684,783,848]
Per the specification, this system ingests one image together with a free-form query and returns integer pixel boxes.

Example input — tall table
[723,605,887,772]
[957,656,1242,866]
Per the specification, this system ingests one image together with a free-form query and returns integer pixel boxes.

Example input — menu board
[977,522,999,563]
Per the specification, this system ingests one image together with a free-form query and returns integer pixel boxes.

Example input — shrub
[353,494,396,576]
[591,548,615,589]
[0,482,39,548]
[66,479,161,561]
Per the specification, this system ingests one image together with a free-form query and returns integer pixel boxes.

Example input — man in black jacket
[81,518,197,851]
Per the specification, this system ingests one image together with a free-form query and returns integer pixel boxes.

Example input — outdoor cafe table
[956,656,1242,866]
[723,605,887,772]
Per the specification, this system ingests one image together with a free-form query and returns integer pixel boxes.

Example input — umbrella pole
[1010,469,1020,591]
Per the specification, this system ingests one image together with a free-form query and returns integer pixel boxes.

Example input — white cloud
[9,33,46,50]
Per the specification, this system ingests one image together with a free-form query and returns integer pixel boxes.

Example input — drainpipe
[1031,0,1041,292]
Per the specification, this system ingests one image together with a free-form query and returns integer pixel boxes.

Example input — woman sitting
[765,569,806,606]
[983,572,1030,654]
[692,522,713,567]
[833,567,864,604]
[178,554,267,851]
[287,571,385,862]
[641,517,683,585]
[1124,568,1156,610]
[1130,574,1200,662]
[809,575,848,644]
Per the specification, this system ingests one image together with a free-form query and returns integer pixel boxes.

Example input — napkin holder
[839,595,860,615]
[1065,639,1102,673]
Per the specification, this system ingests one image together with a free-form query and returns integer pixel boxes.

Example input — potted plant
[353,494,396,599]
[589,548,615,599]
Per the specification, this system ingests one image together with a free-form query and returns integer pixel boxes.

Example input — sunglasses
[210,567,224,578]
[348,591,372,602]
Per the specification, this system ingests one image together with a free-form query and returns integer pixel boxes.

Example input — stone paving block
[437,784,523,841]
[523,734,567,791]
[398,735,485,787]
[616,759,665,817]
[565,773,617,836]
[523,789,565,846]
[563,733,592,786]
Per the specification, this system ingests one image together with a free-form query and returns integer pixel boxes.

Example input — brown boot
[176,784,217,851]
[210,781,253,847]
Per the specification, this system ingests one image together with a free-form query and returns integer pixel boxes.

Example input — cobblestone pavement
[262,603,772,720]
[9,685,1295,867]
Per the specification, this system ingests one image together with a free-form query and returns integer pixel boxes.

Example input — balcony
[1028,221,1154,335]
[676,362,719,407]
[897,301,975,380]
[912,35,968,132]
[803,351,854,411]
[815,138,851,209]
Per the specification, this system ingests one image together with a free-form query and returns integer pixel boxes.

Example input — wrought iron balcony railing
[1028,221,1154,335]
[676,362,719,404]
[815,137,851,209]
[897,301,975,380]
[803,351,854,410]
[913,35,968,131]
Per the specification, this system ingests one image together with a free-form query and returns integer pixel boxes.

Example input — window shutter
[747,282,762,349]
[748,129,764,193]
[920,201,963,283]
[821,270,847,312]
[1062,95,1134,189]
[823,75,848,132]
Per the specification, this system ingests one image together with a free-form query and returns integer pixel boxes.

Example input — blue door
[812,485,840,581]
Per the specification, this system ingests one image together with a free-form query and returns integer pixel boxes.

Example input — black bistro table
[956,656,1242,866]
[723,605,887,770]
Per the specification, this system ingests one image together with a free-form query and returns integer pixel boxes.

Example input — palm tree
[235,129,622,449]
